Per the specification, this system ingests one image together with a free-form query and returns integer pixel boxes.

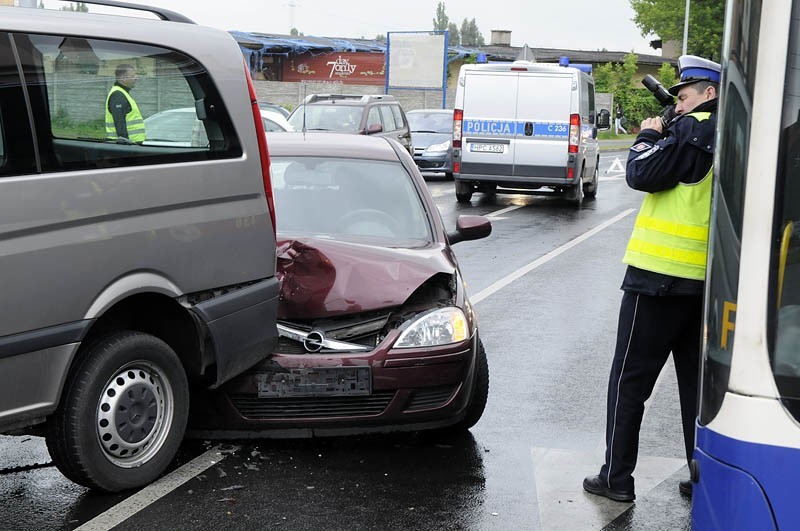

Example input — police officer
[583,55,720,502]
[105,63,145,143]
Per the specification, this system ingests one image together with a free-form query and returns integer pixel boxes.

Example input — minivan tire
[567,174,584,205]
[455,180,473,203]
[584,163,599,198]
[46,331,189,492]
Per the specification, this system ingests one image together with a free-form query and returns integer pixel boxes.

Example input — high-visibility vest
[105,85,145,143]
[623,112,713,281]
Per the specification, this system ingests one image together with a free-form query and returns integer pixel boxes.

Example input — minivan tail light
[568,113,580,154]
[244,61,276,236]
[453,109,463,149]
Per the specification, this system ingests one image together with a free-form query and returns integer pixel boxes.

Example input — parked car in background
[189,132,492,438]
[287,94,413,155]
[260,108,294,132]
[146,107,291,145]
[259,101,291,119]
[0,2,280,492]
[407,109,454,179]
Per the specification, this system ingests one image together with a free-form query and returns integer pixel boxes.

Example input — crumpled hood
[276,237,456,319]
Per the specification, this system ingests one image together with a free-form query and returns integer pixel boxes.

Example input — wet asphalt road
[0,150,693,530]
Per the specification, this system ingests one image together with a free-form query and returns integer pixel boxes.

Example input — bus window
[700,0,760,425]
[772,4,800,421]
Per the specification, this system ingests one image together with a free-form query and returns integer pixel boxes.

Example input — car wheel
[584,162,599,198]
[455,180,473,203]
[453,338,489,431]
[46,331,189,492]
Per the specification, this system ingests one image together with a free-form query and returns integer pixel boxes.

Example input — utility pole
[285,0,298,33]
[682,0,690,55]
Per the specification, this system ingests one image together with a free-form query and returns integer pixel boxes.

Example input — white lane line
[470,208,636,305]
[75,447,225,531]
[486,205,524,217]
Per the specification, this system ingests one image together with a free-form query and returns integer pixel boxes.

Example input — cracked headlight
[424,140,450,154]
[395,307,468,348]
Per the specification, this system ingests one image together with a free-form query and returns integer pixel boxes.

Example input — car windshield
[271,156,432,243]
[407,112,452,133]
[143,109,209,147]
[288,105,362,132]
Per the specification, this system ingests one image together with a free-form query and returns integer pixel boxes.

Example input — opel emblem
[303,330,325,353]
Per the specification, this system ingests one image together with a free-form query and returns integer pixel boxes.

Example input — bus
[694,0,800,528]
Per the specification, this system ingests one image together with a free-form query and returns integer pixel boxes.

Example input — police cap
[668,55,721,96]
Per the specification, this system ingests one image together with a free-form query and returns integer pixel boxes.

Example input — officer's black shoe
[583,475,635,502]
[679,479,693,497]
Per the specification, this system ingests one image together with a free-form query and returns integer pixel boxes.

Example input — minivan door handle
[524,122,533,136]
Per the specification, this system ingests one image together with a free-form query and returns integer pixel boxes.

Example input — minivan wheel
[46,331,189,492]
[451,338,489,431]
[455,180,473,203]
[584,163,599,198]
[567,174,584,205]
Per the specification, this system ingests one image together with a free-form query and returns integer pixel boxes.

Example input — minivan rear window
[12,33,242,172]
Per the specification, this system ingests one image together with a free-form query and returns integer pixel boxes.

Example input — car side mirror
[597,108,611,130]
[365,123,383,135]
[447,215,492,245]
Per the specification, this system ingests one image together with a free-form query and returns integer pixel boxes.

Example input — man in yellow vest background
[105,63,145,143]
[583,55,720,503]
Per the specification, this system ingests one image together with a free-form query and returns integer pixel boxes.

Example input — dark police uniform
[585,55,720,501]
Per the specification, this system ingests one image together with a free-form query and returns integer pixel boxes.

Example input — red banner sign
[283,52,386,85]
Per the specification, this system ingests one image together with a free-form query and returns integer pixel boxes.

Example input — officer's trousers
[599,291,702,493]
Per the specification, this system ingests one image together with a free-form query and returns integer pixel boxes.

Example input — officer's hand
[640,117,663,134]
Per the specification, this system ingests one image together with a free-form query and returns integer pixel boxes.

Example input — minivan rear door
[514,72,572,178]
[460,71,517,177]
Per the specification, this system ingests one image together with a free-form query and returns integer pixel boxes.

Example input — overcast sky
[69,0,660,55]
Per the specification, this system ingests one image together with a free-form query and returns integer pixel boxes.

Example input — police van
[452,60,609,204]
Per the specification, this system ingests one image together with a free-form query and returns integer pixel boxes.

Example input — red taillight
[510,67,528,71]
[567,167,574,180]
[244,61,276,237]
[454,161,460,173]
[569,113,580,154]
[453,109,463,149]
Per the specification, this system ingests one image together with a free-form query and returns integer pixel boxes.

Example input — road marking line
[486,205,523,217]
[606,157,626,174]
[74,447,225,531]
[470,209,636,305]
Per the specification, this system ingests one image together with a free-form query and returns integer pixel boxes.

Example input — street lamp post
[682,0,690,55]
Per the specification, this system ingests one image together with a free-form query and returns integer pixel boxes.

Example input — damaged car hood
[276,237,456,318]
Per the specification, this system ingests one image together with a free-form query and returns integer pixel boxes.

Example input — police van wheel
[584,165,599,198]
[455,181,473,203]
[45,331,189,492]
[567,175,584,205]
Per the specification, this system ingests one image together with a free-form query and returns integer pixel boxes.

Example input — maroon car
[189,133,491,437]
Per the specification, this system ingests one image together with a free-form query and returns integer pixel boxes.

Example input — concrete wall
[253,80,455,112]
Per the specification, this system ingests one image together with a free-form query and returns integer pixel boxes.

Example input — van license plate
[470,143,504,153]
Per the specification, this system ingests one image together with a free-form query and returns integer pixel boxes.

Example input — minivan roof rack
[59,0,196,24]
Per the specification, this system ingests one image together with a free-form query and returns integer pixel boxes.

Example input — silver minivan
[0,3,279,491]
[452,60,608,204]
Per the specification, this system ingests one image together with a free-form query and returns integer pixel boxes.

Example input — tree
[595,52,668,129]
[460,18,485,46]
[630,0,725,60]
[448,22,460,46]
[375,34,386,42]
[60,2,89,11]
[290,27,304,37]
[433,2,449,31]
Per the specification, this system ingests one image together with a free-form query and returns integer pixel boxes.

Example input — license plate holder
[257,367,371,397]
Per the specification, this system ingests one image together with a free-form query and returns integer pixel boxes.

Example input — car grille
[417,160,445,169]
[229,391,396,419]
[404,386,456,412]
[275,313,390,354]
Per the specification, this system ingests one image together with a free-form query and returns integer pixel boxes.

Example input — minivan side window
[0,32,37,177]
[367,107,382,130]
[379,105,397,132]
[390,105,404,129]
[13,33,242,172]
